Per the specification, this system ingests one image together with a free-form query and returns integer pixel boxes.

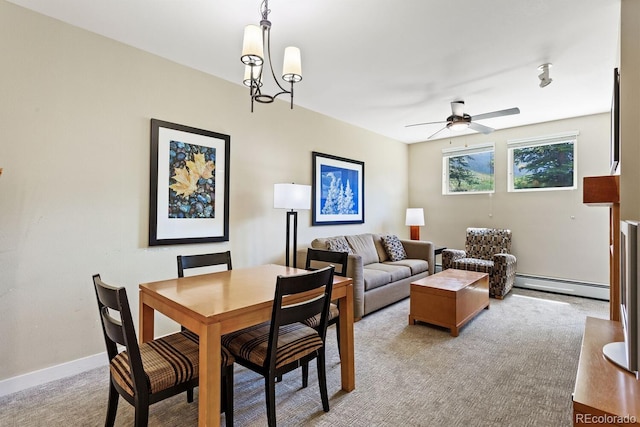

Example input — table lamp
[274,183,311,267]
[405,208,425,240]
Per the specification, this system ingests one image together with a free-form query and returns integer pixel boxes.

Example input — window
[507,131,578,192]
[442,143,495,195]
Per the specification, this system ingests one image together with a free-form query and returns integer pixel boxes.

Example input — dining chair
[176,251,235,423]
[300,248,348,385]
[177,250,232,277]
[92,274,235,427]
[222,266,336,427]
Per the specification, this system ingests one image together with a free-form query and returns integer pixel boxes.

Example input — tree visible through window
[442,143,495,194]
[508,132,577,192]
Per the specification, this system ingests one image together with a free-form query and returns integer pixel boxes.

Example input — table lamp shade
[405,208,425,226]
[274,183,311,210]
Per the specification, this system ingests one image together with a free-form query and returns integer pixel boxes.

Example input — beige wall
[408,114,611,283]
[0,1,409,380]
[620,0,640,220]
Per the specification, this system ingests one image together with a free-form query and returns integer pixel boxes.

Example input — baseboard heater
[435,265,609,301]
[514,274,609,301]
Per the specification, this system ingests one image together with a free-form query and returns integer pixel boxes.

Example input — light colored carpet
[0,288,608,426]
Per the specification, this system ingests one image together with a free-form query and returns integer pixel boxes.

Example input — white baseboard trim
[514,274,610,301]
[0,352,107,398]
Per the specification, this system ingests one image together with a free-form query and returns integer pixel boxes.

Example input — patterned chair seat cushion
[452,258,494,274]
[302,303,339,329]
[222,322,323,369]
[110,330,230,396]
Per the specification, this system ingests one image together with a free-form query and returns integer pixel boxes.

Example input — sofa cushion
[326,236,353,254]
[362,268,392,291]
[381,234,407,261]
[366,263,411,282]
[372,234,389,262]
[385,259,429,275]
[346,234,379,265]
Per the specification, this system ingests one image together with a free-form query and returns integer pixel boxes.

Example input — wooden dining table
[139,264,355,427]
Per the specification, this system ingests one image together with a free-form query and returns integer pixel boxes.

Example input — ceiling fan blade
[468,122,494,135]
[471,107,520,121]
[427,126,449,140]
[405,120,446,128]
[451,101,465,117]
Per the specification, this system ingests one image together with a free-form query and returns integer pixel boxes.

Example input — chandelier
[241,0,302,112]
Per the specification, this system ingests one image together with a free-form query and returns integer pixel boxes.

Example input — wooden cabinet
[583,175,620,321]
[573,317,640,426]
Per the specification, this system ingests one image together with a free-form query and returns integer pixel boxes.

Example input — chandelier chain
[260,0,270,22]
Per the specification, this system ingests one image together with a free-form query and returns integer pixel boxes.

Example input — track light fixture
[241,0,302,112]
[538,63,553,88]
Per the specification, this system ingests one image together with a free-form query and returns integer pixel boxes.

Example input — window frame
[507,131,578,193]
[442,142,495,195]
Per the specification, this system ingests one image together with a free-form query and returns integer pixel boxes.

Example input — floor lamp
[274,183,311,267]
[406,208,425,240]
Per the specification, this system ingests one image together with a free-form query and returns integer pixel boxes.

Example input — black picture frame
[312,152,364,225]
[611,67,620,175]
[149,119,230,246]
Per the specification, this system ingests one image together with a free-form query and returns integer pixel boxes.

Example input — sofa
[297,233,434,319]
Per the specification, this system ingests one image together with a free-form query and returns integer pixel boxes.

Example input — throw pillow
[381,234,407,262]
[326,236,352,254]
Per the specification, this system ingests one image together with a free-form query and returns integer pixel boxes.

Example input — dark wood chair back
[93,274,146,394]
[267,266,335,366]
[305,248,348,276]
[177,251,232,277]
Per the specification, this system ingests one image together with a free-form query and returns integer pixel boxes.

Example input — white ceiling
[8,0,621,143]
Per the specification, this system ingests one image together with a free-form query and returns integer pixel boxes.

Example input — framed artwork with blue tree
[312,152,364,225]
[149,119,230,245]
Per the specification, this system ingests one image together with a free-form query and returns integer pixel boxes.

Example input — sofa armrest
[442,249,466,270]
[295,248,309,269]
[345,253,364,320]
[400,240,435,276]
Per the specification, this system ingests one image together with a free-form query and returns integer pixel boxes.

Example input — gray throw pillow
[381,235,407,261]
[326,236,352,254]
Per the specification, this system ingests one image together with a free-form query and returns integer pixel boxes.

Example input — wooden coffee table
[409,269,489,336]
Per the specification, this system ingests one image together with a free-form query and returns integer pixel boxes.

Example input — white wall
[408,114,611,284]
[0,1,409,381]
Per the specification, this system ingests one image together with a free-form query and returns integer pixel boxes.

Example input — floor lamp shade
[274,183,311,267]
[405,208,425,240]
[274,183,311,210]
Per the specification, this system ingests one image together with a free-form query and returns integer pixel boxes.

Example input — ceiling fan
[405,101,520,140]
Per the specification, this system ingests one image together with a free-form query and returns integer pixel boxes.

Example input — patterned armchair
[442,228,517,299]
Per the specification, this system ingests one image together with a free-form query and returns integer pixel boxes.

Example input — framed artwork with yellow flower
[149,119,230,245]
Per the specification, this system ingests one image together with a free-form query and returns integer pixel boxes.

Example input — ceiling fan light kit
[241,0,302,112]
